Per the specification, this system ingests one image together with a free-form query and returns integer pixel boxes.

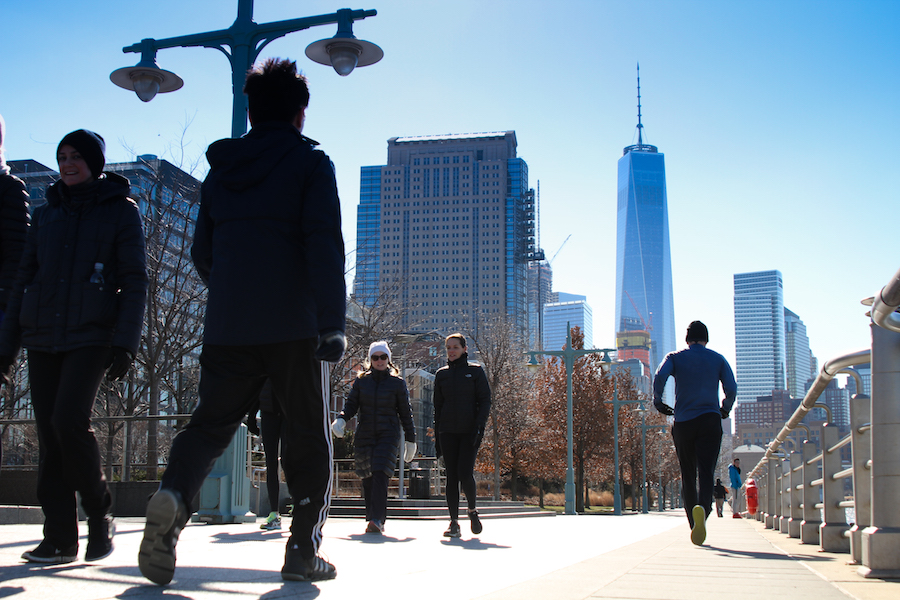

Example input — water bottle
[90,263,105,285]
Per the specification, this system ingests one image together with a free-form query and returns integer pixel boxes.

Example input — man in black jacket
[138,58,346,586]
[433,333,491,538]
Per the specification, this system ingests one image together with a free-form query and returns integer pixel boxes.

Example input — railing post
[765,457,778,529]
[789,450,803,538]
[756,464,767,522]
[801,440,821,544]
[820,423,850,552]
[780,455,791,533]
[859,323,900,578]
[849,392,872,564]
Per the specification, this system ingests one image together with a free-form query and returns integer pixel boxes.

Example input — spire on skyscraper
[625,63,658,155]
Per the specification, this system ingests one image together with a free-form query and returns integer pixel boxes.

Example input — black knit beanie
[686,321,709,343]
[58,129,106,179]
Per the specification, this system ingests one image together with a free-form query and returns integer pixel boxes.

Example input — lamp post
[526,322,614,515]
[110,0,382,138]
[600,355,643,516]
[634,403,667,514]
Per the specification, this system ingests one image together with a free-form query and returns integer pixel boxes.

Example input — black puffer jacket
[193,122,345,345]
[340,368,415,477]
[0,174,29,310]
[433,352,492,434]
[0,173,147,356]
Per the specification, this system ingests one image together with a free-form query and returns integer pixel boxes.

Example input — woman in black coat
[332,341,416,534]
[0,130,148,564]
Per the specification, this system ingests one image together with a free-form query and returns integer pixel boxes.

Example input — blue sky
[1,0,898,372]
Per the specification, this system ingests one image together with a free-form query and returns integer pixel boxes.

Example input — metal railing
[745,266,900,579]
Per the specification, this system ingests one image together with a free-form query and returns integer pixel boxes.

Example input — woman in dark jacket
[332,341,416,534]
[0,130,148,564]
[433,333,491,538]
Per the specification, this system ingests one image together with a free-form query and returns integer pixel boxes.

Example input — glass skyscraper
[784,307,813,400]
[614,71,676,377]
[734,270,787,406]
[351,131,539,334]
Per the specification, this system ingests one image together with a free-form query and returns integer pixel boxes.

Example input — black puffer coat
[434,353,491,434]
[0,174,28,311]
[339,369,415,478]
[0,173,147,357]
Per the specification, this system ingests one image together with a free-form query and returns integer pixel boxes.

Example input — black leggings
[672,412,723,526]
[260,409,283,514]
[440,431,478,521]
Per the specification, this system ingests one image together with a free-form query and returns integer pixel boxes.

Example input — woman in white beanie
[332,341,416,534]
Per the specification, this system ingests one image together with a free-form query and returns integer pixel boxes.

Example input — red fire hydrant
[745,478,759,516]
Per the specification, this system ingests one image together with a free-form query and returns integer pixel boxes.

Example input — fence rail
[744,266,900,579]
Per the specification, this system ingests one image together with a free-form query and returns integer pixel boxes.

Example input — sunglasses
[371,354,389,361]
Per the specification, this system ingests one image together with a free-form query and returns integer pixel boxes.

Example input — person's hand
[654,400,674,416]
[720,407,730,420]
[315,330,346,363]
[105,347,133,381]
[331,417,346,438]
[473,428,484,449]
[403,441,417,462]
[0,355,14,388]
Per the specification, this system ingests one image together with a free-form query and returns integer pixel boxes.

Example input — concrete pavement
[0,506,896,599]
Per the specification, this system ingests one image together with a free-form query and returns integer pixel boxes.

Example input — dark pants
[440,431,479,521]
[672,412,723,527]
[29,347,112,549]
[260,409,283,515]
[161,340,332,558]
[362,471,389,524]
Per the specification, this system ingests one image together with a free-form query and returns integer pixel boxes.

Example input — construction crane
[624,289,652,332]
[549,235,571,265]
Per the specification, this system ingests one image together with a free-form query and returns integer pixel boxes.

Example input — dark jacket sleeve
[0,175,29,310]
[0,207,38,357]
[340,376,362,420]
[433,368,445,429]
[111,198,148,355]
[473,365,492,431]
[190,186,213,286]
[301,154,345,334]
[396,377,416,443]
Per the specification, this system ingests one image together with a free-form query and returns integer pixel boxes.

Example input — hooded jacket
[192,122,345,345]
[0,173,147,356]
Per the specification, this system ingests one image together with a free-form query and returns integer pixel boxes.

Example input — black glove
[654,400,674,416]
[315,330,346,363]
[0,355,14,388]
[246,411,260,436]
[105,347,133,381]
[720,407,730,420]
[473,428,484,449]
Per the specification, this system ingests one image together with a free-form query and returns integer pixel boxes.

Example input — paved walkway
[0,506,897,599]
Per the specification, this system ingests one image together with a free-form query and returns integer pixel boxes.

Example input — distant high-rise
[784,307,813,399]
[614,65,676,376]
[543,294,592,351]
[734,270,787,406]
[527,261,553,349]
[352,132,539,334]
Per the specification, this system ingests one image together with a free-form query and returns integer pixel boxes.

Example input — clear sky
[1,0,898,374]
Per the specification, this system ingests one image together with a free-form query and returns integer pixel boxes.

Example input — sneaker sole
[22,551,77,564]
[690,505,707,546]
[139,490,179,585]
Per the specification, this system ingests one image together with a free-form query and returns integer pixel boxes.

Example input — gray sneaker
[139,489,188,585]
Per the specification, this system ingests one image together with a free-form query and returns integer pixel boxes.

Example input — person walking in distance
[714,478,729,517]
[138,58,346,585]
[433,333,491,538]
[0,129,147,564]
[246,379,286,530]
[728,457,743,518]
[332,341,416,535]
[653,321,736,546]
